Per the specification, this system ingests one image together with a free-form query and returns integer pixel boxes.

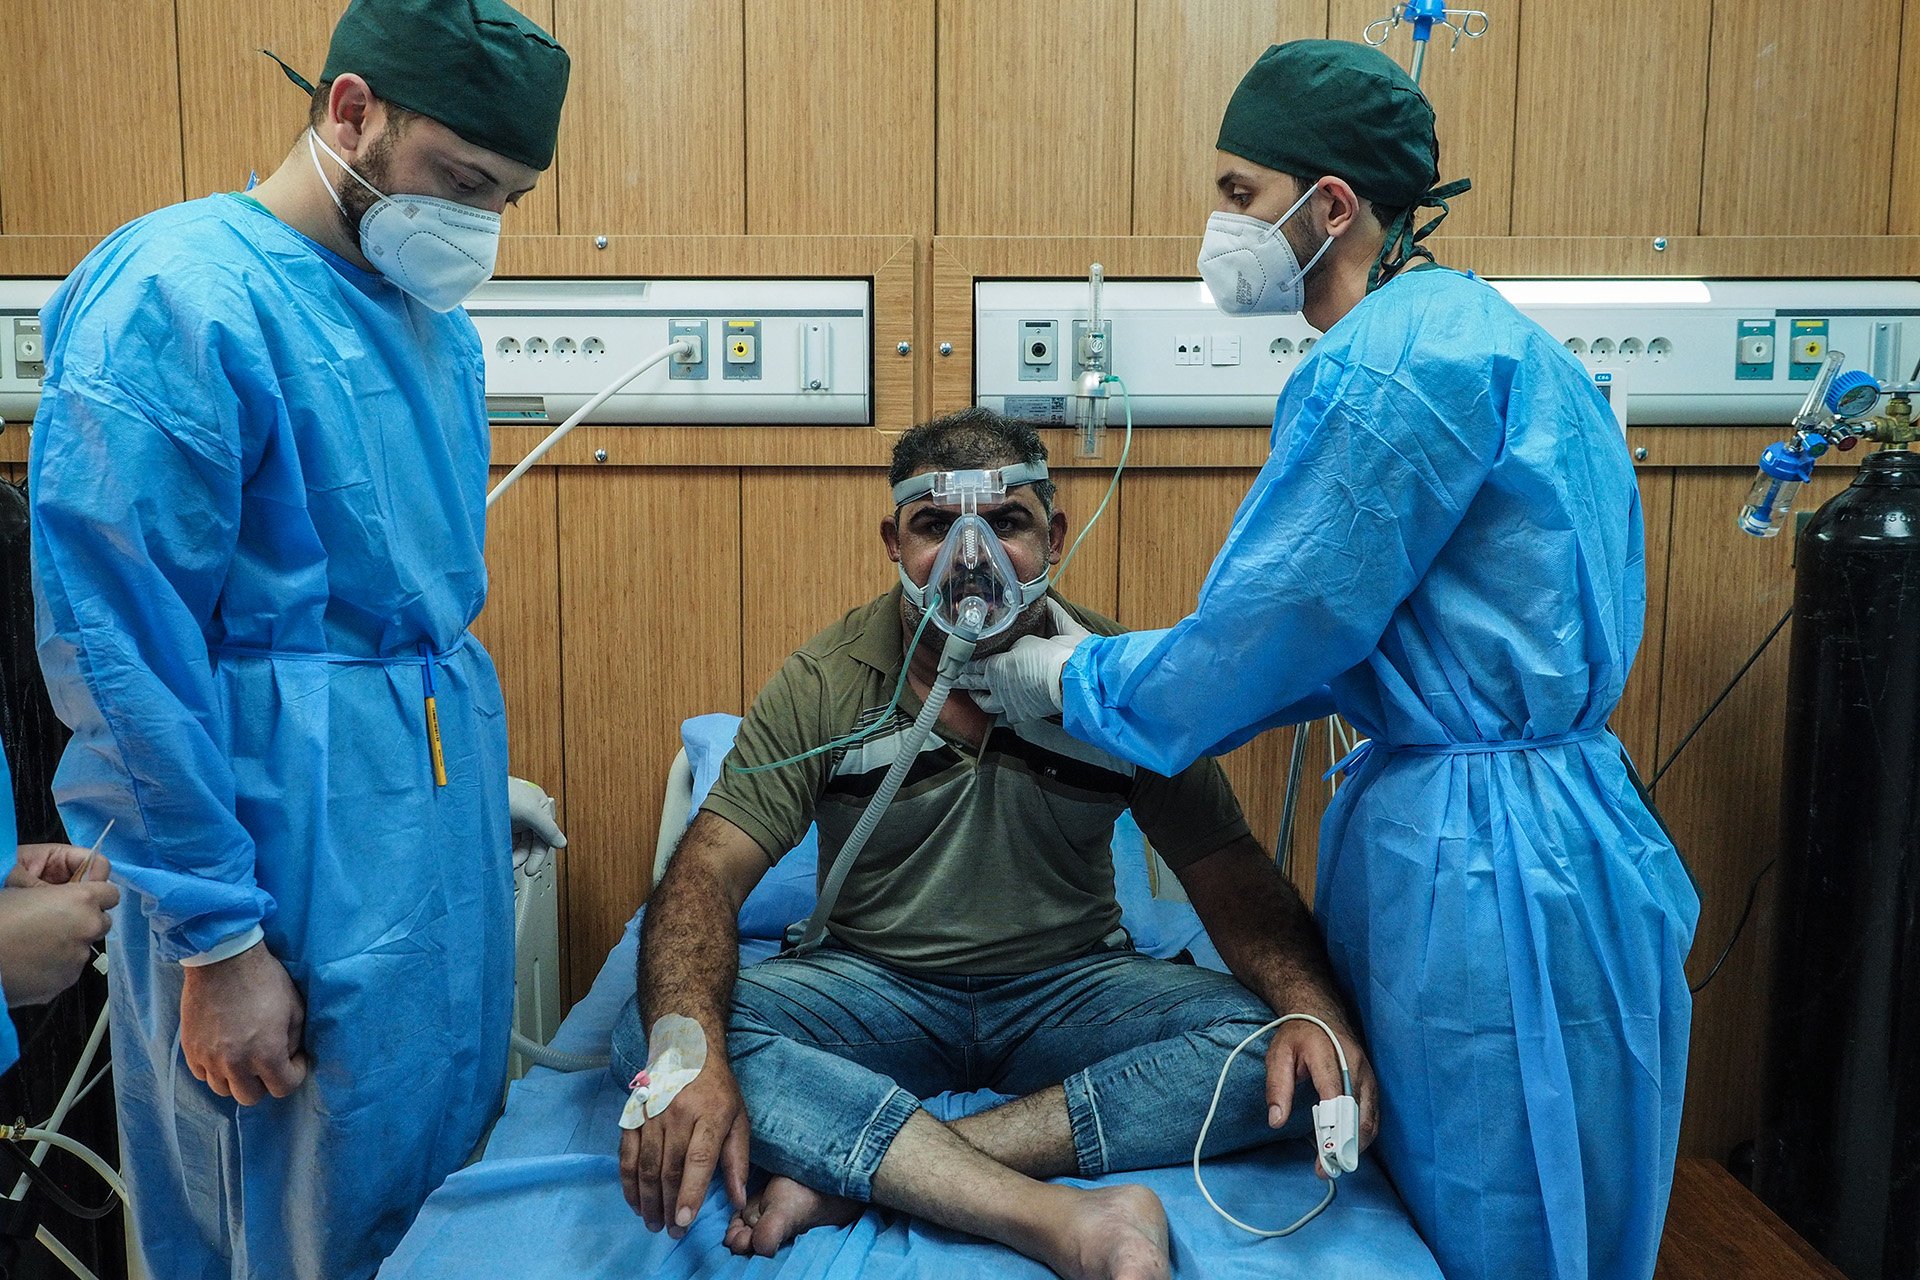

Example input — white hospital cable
[0,1126,129,1203]
[1276,723,1311,881]
[1193,1013,1356,1238]
[33,1225,102,1280]
[1050,374,1134,597]
[0,1002,126,1280]
[11,1002,109,1194]
[1326,715,1362,795]
[509,1029,608,1074]
[485,338,694,509]
[507,858,610,1073]
[70,1063,111,1110]
[0,965,130,1280]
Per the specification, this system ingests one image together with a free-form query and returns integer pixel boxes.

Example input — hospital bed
[378,714,1442,1279]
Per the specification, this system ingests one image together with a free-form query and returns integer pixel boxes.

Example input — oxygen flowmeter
[1737,354,1909,537]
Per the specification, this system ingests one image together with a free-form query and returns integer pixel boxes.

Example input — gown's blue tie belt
[208,632,473,667]
[1327,725,1608,780]
[209,633,473,786]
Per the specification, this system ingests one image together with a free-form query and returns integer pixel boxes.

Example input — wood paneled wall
[1130,2,1327,237]
[1701,0,1905,237]
[0,1,185,235]
[745,3,935,236]
[1651,469,1855,1164]
[5,0,1917,1167]
[556,0,743,236]
[1895,0,1920,236]
[8,1,1916,242]
[1510,2,1712,238]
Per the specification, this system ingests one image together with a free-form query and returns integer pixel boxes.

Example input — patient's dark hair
[888,408,1055,513]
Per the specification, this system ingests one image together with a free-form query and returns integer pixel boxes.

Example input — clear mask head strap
[890,461,1049,511]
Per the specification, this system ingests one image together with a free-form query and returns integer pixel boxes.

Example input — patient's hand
[622,1060,751,1238]
[1266,1006,1380,1175]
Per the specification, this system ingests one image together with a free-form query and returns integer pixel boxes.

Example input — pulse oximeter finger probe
[1193,1013,1360,1237]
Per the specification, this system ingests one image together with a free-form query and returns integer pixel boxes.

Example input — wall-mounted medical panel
[975,279,1920,427]
[469,279,871,426]
[976,281,1312,427]
[0,280,55,424]
[0,277,876,429]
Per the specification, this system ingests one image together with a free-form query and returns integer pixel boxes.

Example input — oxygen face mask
[893,463,1052,643]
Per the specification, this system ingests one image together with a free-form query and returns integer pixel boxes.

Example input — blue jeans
[611,945,1307,1202]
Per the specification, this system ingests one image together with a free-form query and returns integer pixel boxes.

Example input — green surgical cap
[277,0,571,171]
[1217,40,1470,286]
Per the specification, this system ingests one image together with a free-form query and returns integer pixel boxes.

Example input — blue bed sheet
[378,718,1443,1279]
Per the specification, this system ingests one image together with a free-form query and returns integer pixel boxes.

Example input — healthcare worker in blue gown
[0,746,120,1077]
[29,4,570,1276]
[978,41,1700,1280]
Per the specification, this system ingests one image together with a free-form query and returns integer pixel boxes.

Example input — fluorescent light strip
[1489,279,1712,306]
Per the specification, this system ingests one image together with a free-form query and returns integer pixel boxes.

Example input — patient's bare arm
[1177,837,1380,1152]
[638,812,767,1034]
[1178,837,1336,1010]
[624,812,772,1237]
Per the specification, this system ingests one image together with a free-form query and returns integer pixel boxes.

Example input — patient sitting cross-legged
[612,407,1379,1280]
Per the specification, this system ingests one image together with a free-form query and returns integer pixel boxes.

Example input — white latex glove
[509,776,567,852]
[1041,598,1093,646]
[974,600,1090,722]
[956,599,1088,711]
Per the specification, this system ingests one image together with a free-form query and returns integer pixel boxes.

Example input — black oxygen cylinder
[1754,447,1920,1280]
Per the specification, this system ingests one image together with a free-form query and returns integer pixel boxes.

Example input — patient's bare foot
[1040,1184,1171,1280]
[723,1174,862,1257]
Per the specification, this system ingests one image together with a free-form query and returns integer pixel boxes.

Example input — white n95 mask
[308,129,500,313]
[894,464,1052,643]
[1196,182,1333,316]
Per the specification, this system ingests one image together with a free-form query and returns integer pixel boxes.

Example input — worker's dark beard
[331,125,404,240]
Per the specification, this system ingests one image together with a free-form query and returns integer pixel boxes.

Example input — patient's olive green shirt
[701,589,1253,975]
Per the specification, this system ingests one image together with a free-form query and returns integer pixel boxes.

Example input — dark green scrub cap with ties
[270,0,571,171]
[1216,40,1471,288]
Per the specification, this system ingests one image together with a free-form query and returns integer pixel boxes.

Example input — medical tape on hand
[618,1014,708,1130]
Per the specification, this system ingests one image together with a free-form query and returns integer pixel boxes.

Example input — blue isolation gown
[0,748,18,1075]
[31,195,513,1280]
[1061,268,1700,1280]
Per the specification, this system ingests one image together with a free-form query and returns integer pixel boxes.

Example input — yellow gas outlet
[723,319,762,379]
